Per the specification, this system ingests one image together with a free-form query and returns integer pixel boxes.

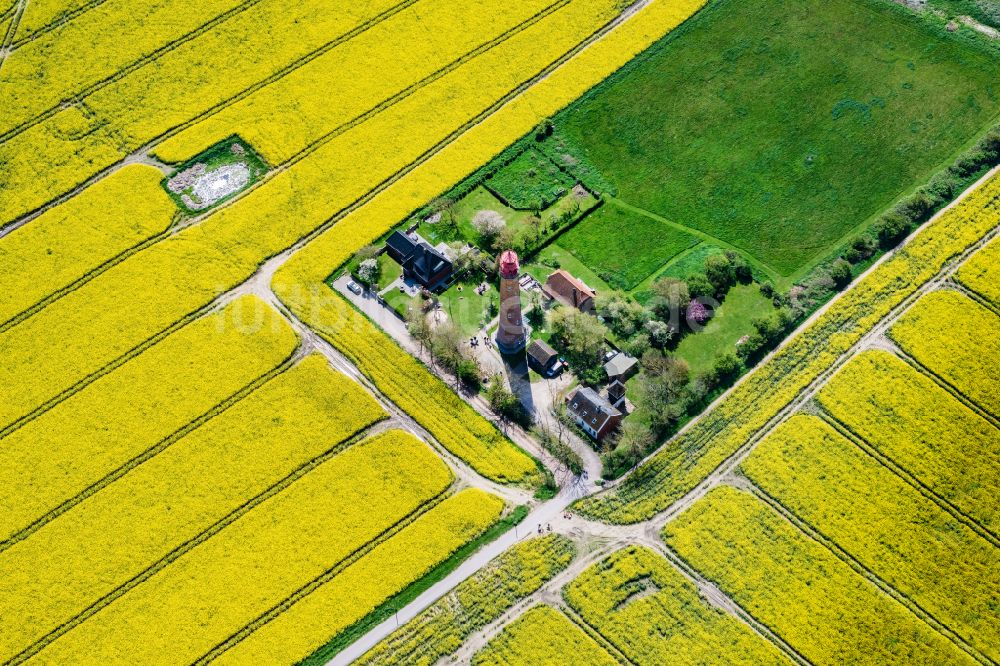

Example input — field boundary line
[192,486,459,664]
[817,410,1000,549]
[558,601,635,665]
[0,0,26,73]
[0,0,267,143]
[8,419,406,665]
[0,218,177,333]
[0,345,302,555]
[650,541,812,666]
[946,278,1000,318]
[731,477,993,666]
[0,0,631,445]
[887,338,1000,425]
[9,0,110,48]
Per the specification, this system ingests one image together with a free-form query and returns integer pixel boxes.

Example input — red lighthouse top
[498,250,520,279]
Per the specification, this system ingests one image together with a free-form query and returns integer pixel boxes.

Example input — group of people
[469,335,492,348]
[536,523,553,534]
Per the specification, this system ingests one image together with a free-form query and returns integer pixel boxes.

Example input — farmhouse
[566,386,622,441]
[385,230,454,291]
[526,339,561,377]
[542,269,596,313]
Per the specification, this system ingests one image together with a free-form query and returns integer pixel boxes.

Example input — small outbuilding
[603,352,638,383]
[526,339,561,377]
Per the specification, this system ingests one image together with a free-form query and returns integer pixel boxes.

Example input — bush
[726,251,753,283]
[704,254,736,296]
[830,258,853,289]
[874,213,910,249]
[685,274,715,300]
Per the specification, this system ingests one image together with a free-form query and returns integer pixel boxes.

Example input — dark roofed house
[566,386,622,441]
[526,339,561,377]
[542,269,596,313]
[604,353,638,383]
[384,231,453,291]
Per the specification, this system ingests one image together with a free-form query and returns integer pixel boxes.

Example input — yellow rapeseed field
[0,164,174,325]
[472,605,617,666]
[0,294,297,544]
[31,430,452,665]
[817,350,1000,532]
[956,235,1000,307]
[212,488,505,665]
[580,171,1000,523]
[742,415,1000,662]
[889,289,1000,415]
[13,0,97,39]
[0,0,621,434]
[663,486,974,665]
[155,0,566,165]
[564,545,790,665]
[0,354,385,663]
[0,0,249,134]
[359,534,576,666]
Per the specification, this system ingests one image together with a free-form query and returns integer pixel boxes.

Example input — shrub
[830,258,852,289]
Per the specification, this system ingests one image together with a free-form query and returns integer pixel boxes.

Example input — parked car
[346,280,363,295]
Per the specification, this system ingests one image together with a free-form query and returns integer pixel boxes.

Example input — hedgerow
[578,171,1000,523]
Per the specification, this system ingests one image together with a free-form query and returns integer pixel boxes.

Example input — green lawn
[485,148,575,210]
[436,281,495,336]
[377,252,402,289]
[559,202,699,290]
[555,0,1000,280]
[675,283,775,375]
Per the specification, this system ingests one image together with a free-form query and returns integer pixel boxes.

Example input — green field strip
[0,165,175,330]
[889,289,1000,417]
[205,489,506,665]
[28,430,453,665]
[0,0,621,438]
[0,296,299,550]
[741,416,1000,663]
[0,354,386,663]
[563,545,792,666]
[816,350,1000,538]
[663,486,976,666]
[0,0,264,138]
[607,197,783,285]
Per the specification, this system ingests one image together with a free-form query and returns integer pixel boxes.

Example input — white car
[346,280,363,295]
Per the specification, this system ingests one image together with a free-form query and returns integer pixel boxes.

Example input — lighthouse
[495,249,526,354]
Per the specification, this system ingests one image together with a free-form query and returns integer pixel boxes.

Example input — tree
[596,291,647,337]
[644,319,674,348]
[357,258,380,287]
[686,299,711,327]
[874,212,909,249]
[726,251,753,283]
[549,306,607,384]
[710,352,741,385]
[472,210,506,247]
[406,307,432,356]
[638,350,690,434]
[649,277,689,325]
[830,258,853,289]
[614,420,654,469]
[494,225,522,253]
[486,376,527,426]
[685,274,715,300]
[704,254,735,296]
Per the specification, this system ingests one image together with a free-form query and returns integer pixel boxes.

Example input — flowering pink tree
[687,299,712,327]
